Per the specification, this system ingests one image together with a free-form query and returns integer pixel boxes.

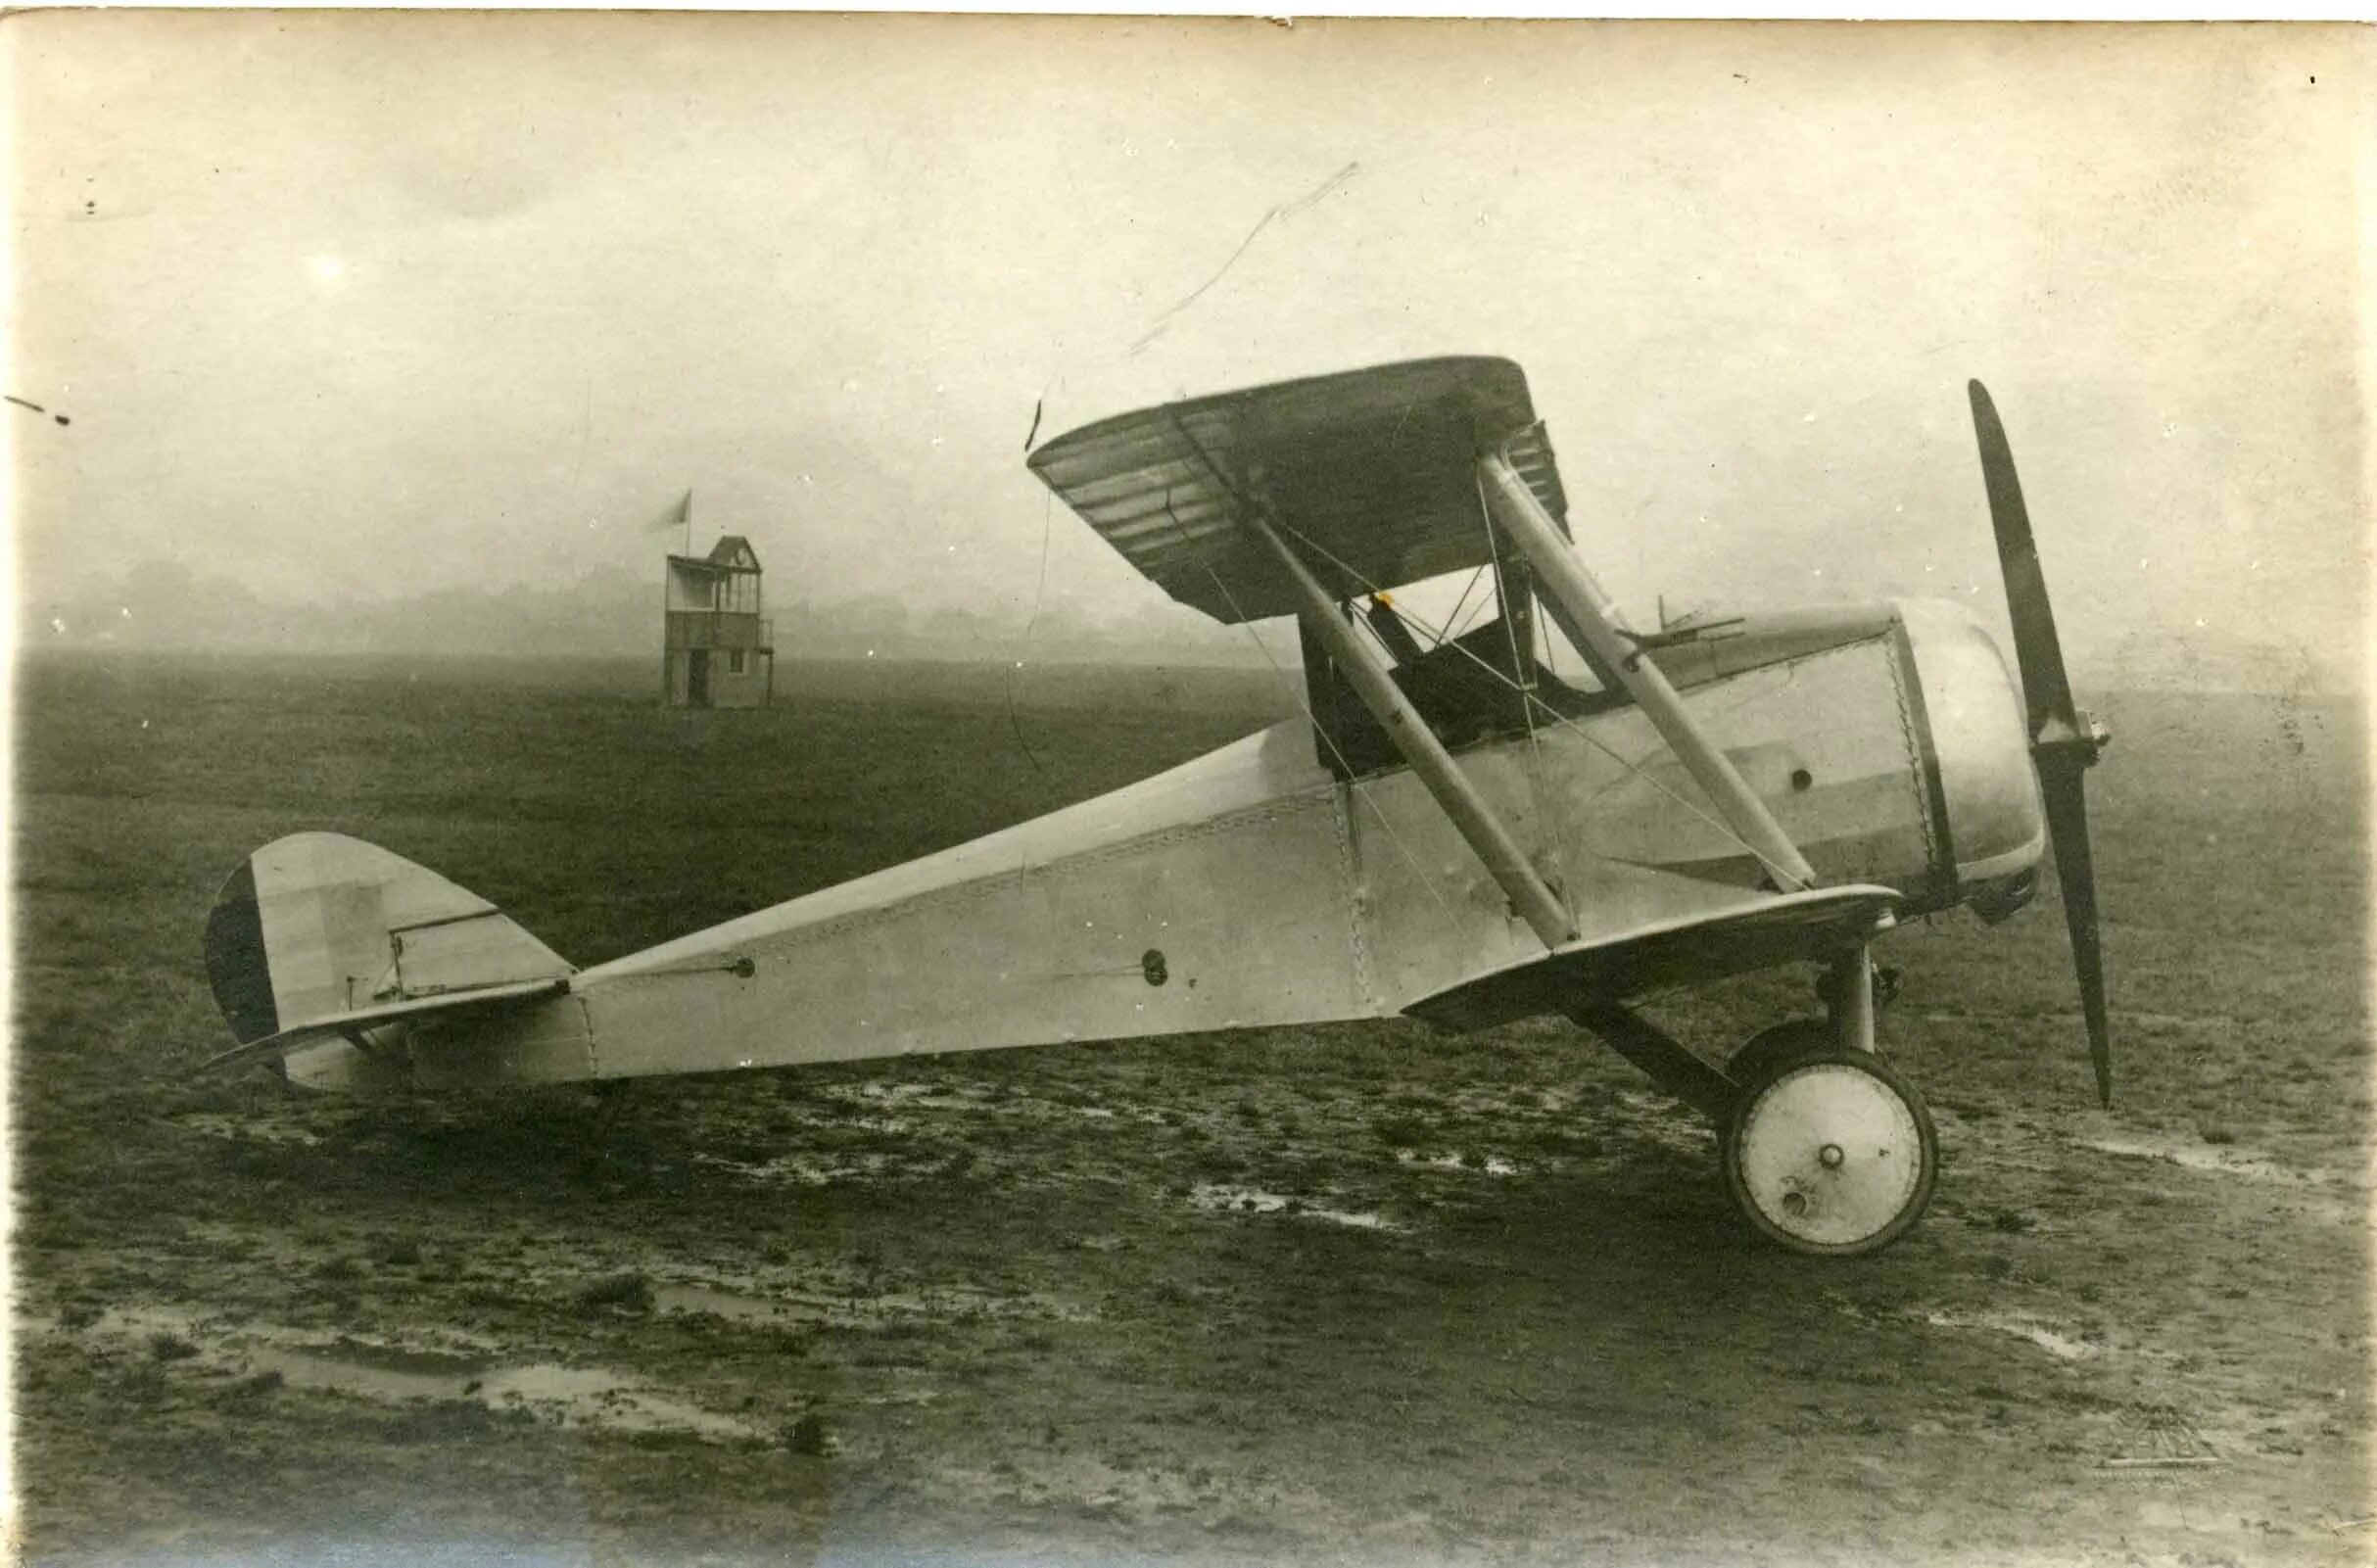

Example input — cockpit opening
[1299,588,1631,781]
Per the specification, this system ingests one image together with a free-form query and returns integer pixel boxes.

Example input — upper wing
[1405,885,1901,1032]
[1026,356,1571,624]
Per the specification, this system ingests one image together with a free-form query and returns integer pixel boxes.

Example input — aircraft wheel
[1724,1019,1834,1086]
[1723,1051,1937,1257]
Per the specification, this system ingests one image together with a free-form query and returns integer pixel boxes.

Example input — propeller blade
[1969,381,2082,745]
[2039,759,2112,1108]
[1969,379,2113,1107]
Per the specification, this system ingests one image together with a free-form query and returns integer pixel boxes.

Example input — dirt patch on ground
[22,1045,2366,1566]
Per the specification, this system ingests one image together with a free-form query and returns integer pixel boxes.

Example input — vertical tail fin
[204,832,572,1048]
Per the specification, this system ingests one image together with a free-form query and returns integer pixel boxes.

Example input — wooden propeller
[1970,381,2115,1108]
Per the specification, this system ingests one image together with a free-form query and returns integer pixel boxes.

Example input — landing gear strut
[1573,945,1940,1257]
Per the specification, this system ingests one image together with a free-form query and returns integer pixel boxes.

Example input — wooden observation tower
[662,535,775,708]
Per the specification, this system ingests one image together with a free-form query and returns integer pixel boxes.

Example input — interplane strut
[1235,501,1578,951]
[1477,450,1819,894]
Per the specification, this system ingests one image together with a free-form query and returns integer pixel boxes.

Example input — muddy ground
[12,654,2368,1565]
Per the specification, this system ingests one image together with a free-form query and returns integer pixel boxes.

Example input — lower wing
[1405,884,1900,1032]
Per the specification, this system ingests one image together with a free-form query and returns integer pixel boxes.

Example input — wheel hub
[1727,1055,1935,1255]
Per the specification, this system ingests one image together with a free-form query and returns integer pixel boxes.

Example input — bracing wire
[1478,490,1566,886]
[1428,568,1488,652]
[1003,489,1055,779]
[1445,584,1497,645]
[1185,546,1464,933]
[1144,412,1469,931]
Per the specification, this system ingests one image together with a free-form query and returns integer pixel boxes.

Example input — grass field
[11,649,2369,1566]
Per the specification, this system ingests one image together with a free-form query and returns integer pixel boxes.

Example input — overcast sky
[9,16,2366,681]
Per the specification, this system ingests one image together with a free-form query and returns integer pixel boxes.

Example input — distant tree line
[29,558,1273,669]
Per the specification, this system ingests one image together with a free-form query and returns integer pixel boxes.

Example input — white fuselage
[286,598,2042,1093]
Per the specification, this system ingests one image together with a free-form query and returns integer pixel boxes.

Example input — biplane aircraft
[202,357,2111,1256]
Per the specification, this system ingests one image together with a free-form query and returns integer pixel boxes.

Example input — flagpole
[683,490,692,558]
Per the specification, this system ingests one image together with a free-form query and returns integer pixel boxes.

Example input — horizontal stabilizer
[194,978,571,1075]
[203,832,573,1068]
[1027,356,1569,623]
[1407,885,1900,1032]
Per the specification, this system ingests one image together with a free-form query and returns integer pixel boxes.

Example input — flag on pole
[644,490,692,538]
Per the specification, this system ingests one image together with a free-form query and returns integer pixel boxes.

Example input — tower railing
[664,611,773,651]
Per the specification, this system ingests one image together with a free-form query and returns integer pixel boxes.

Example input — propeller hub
[2032,708,2112,772]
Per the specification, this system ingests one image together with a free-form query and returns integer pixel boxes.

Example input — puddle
[841,1081,988,1112]
[239,1345,754,1437]
[658,1279,1093,1325]
[826,1080,1172,1128]
[298,1338,492,1377]
[1924,1310,2102,1362]
[693,1151,895,1186]
[2077,1136,2366,1226]
[1609,1092,1720,1154]
[1187,1184,1403,1232]
[1917,1009,2238,1033]
[66,1307,759,1441]
[174,1113,323,1147]
[2079,1137,2342,1187]
[897,1284,1096,1321]
[1395,1151,1519,1176]
[658,1282,822,1326]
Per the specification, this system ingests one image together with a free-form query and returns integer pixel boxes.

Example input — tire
[1724,1019,1834,1086]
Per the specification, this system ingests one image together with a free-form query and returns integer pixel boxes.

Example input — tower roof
[666,535,761,574]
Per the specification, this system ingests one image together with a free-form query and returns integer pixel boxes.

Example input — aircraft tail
[202,832,573,1065]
